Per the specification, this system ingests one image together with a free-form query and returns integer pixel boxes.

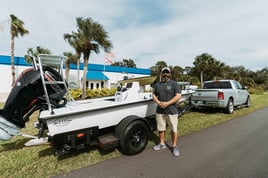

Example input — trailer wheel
[225,98,234,114]
[117,120,149,155]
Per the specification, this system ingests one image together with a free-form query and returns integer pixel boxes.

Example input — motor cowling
[1,66,67,128]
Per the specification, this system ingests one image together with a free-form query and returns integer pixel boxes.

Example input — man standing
[152,67,181,156]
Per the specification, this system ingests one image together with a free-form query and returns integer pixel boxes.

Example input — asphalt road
[54,107,268,178]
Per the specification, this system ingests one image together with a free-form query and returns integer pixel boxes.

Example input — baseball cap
[161,67,170,73]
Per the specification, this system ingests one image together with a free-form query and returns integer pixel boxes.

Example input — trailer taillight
[218,91,224,100]
[76,133,85,138]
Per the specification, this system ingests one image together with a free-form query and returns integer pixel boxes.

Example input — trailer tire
[225,98,234,114]
[117,120,149,155]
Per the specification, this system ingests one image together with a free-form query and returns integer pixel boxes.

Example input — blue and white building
[0,55,151,94]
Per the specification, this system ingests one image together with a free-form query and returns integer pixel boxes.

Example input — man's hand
[158,101,169,109]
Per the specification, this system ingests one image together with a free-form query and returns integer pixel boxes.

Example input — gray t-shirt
[153,80,181,115]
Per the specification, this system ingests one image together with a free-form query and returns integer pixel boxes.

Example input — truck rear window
[203,81,232,89]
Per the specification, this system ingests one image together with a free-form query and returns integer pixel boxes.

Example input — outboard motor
[0,66,66,140]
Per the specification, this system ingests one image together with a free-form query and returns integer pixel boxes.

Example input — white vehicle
[191,80,250,113]
[0,54,194,156]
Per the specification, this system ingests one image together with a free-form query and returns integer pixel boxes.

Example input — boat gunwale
[39,98,155,120]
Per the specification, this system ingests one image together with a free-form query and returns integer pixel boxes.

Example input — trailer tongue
[0,54,194,156]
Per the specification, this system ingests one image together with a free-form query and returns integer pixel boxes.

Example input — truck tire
[245,96,251,107]
[117,120,149,155]
[225,98,234,114]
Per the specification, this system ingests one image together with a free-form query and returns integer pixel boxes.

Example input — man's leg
[168,114,180,156]
[153,114,167,150]
[159,131,165,144]
[171,131,178,147]
[167,114,178,147]
[156,114,166,144]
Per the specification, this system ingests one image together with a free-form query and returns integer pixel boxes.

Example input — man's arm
[156,93,181,109]
[153,94,161,105]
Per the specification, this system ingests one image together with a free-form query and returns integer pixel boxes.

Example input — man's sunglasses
[161,70,170,74]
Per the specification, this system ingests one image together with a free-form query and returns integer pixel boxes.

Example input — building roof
[86,70,109,81]
[0,55,151,75]
[70,63,150,75]
[0,55,30,66]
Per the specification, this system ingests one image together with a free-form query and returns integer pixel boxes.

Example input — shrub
[69,88,117,100]
[69,89,82,100]
[248,86,264,95]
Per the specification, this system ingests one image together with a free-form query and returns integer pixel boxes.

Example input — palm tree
[193,53,215,85]
[209,60,225,80]
[172,66,184,81]
[63,52,77,83]
[151,61,168,73]
[10,14,29,85]
[150,61,168,83]
[65,17,112,99]
[64,31,82,89]
[24,46,51,64]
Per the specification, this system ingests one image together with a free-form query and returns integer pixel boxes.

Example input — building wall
[63,65,149,90]
[0,55,151,93]
[0,64,28,93]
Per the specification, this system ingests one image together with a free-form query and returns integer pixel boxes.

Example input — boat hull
[40,98,157,136]
[0,114,20,140]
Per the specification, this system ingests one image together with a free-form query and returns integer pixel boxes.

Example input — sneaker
[153,143,166,151]
[172,146,180,156]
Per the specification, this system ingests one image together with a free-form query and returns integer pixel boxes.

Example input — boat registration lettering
[53,118,71,127]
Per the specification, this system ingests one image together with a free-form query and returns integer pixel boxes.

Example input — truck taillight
[218,91,224,100]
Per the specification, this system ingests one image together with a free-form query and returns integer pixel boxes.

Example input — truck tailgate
[192,89,220,101]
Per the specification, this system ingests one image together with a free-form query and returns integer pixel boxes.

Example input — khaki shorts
[156,113,178,132]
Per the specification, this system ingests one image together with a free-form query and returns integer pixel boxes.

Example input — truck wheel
[245,96,250,107]
[225,99,234,114]
[117,120,149,155]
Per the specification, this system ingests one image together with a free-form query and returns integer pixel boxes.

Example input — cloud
[1,0,268,71]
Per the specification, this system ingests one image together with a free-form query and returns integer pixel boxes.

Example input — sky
[0,0,268,71]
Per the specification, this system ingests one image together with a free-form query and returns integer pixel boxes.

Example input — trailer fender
[115,115,151,132]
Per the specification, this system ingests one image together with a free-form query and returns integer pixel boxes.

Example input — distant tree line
[149,53,268,92]
[111,58,136,68]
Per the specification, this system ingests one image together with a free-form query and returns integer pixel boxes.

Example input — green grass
[1,93,268,177]
[179,93,268,136]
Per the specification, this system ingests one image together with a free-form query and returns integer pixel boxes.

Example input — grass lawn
[1,93,268,177]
